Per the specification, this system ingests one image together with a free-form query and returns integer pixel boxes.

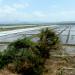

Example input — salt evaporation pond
[0,25,75,55]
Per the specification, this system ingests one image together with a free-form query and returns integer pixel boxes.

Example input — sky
[0,0,75,23]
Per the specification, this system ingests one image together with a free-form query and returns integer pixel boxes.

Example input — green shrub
[12,48,44,75]
[36,28,60,58]
[0,28,61,75]
[7,37,34,50]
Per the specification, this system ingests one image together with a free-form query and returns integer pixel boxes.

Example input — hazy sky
[0,0,75,23]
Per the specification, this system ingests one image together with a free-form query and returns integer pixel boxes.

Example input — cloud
[0,5,16,16]
[48,10,75,22]
[0,1,75,23]
[0,5,48,21]
[54,10,75,17]
[13,3,30,9]
[33,11,48,18]
[0,2,31,18]
[51,5,58,9]
[0,2,30,13]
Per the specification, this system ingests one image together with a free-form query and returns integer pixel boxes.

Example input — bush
[0,28,61,75]
[36,28,60,58]
[8,38,34,50]
[12,48,44,75]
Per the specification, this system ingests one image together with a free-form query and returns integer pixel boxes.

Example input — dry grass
[0,68,18,75]
[0,56,75,75]
[43,56,75,75]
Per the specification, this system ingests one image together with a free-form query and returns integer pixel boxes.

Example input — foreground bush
[0,38,44,75]
[0,28,61,75]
